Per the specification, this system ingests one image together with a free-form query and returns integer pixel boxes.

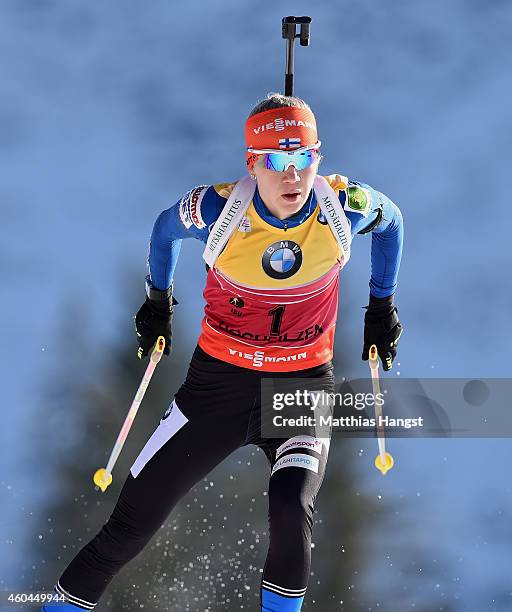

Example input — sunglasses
[248,143,321,172]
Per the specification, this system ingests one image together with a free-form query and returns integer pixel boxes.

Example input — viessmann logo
[252,118,315,134]
[228,348,307,368]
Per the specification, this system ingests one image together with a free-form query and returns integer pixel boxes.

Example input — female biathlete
[42,93,403,612]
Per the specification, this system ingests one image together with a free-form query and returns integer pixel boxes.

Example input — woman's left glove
[362,294,403,371]
[135,276,177,359]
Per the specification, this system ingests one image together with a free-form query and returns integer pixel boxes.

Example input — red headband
[245,106,318,169]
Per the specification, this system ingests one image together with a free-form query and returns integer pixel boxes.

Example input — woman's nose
[283,165,300,181]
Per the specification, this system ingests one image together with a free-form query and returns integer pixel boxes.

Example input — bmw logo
[262,240,303,279]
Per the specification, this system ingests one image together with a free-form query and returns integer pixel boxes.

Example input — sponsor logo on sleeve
[179,195,192,228]
[345,185,372,217]
[179,185,209,229]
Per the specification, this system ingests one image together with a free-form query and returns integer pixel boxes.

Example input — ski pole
[93,336,166,492]
[282,16,312,96]
[368,344,394,475]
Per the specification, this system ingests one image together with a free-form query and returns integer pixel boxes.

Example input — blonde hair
[248,92,313,117]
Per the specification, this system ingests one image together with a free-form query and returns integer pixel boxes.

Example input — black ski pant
[55,346,334,609]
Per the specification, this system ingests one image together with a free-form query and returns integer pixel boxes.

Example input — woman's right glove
[135,276,177,359]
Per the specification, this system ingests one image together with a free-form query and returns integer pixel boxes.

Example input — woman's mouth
[281,192,301,203]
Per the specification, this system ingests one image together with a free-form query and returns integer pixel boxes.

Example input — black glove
[135,276,177,359]
[362,294,403,371]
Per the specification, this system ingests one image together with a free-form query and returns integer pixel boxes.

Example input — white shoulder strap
[313,175,352,263]
[203,174,352,268]
[202,176,256,268]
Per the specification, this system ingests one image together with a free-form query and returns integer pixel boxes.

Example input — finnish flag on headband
[279,137,301,149]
